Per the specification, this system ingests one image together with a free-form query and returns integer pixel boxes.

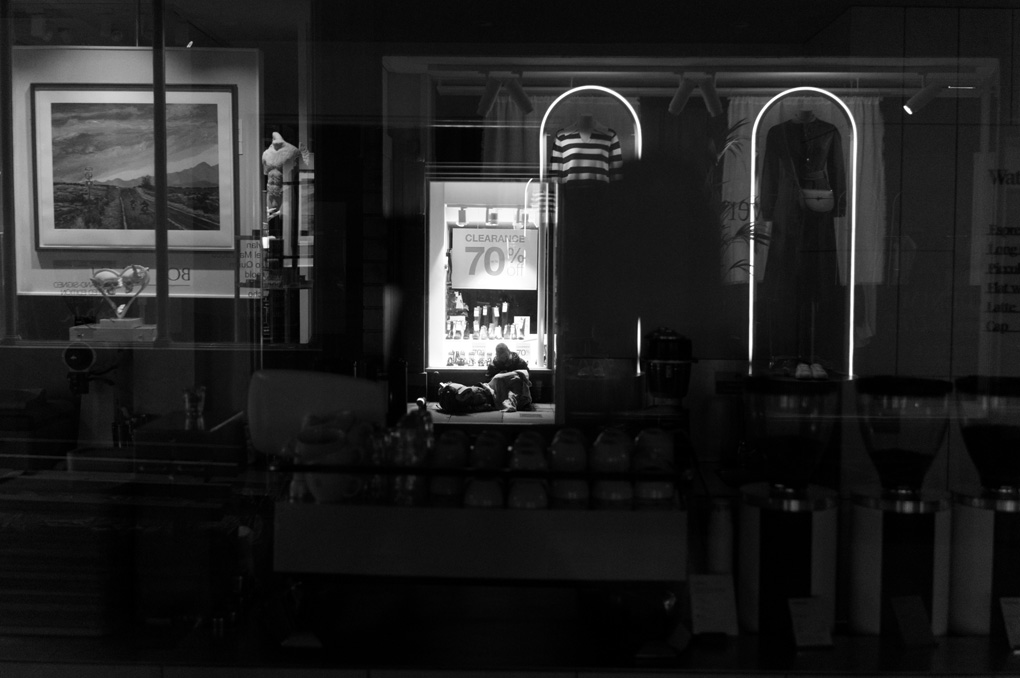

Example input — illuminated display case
[426,180,551,371]
[747,88,859,378]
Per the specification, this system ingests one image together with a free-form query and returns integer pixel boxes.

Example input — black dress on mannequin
[757,113,847,370]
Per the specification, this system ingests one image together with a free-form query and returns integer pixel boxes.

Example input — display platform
[416,400,556,426]
[69,318,157,343]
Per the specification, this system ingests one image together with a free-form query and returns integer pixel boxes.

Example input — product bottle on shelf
[502,301,512,339]
[492,307,501,339]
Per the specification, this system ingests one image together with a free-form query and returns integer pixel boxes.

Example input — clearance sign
[450,227,538,291]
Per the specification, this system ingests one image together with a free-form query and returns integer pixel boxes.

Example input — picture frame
[31,84,238,250]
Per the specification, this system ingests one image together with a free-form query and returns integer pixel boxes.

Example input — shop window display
[427,180,548,371]
[747,89,859,379]
[3,2,1020,668]
[758,107,848,376]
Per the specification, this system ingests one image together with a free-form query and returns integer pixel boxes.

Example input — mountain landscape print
[48,100,220,232]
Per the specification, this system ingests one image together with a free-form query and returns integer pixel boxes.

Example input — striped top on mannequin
[550,115,623,184]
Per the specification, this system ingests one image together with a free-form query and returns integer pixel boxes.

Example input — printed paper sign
[238,238,262,287]
[450,227,538,291]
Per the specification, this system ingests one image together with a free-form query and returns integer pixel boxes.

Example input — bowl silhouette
[955,376,1020,493]
[855,376,952,494]
[742,376,841,491]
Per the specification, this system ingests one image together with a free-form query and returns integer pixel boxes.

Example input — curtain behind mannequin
[722,95,886,284]
[722,94,886,343]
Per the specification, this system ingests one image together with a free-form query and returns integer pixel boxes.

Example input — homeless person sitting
[437,343,534,414]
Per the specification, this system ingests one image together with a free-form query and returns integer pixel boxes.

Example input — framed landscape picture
[31,84,238,250]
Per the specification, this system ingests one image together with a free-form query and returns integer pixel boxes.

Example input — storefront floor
[415,401,556,426]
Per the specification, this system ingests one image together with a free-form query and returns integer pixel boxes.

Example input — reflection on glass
[855,376,952,497]
[742,376,841,492]
[428,181,547,370]
[748,88,858,378]
[955,376,1020,495]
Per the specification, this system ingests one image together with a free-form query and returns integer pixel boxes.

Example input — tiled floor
[414,401,556,425]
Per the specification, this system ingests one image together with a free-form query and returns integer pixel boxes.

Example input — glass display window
[426,180,551,370]
[746,88,860,379]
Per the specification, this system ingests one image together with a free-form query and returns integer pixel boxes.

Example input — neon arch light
[748,86,859,378]
[539,85,643,181]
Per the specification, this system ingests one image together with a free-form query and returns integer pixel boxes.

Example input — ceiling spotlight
[903,81,943,115]
[700,76,723,117]
[668,73,723,117]
[667,76,697,116]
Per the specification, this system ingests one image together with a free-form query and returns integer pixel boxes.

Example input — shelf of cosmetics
[282,423,685,511]
[445,295,530,342]
[731,374,1020,639]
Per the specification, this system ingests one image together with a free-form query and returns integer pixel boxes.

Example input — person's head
[494,343,510,362]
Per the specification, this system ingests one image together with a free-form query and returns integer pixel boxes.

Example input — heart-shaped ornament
[90,265,150,319]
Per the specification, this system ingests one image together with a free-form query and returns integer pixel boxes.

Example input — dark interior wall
[552,97,747,363]
[1,346,83,400]
[309,38,386,375]
[818,6,1020,379]
[0,344,247,415]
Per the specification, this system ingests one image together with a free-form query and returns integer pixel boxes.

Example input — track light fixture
[503,77,534,114]
[477,74,534,116]
[667,72,723,117]
[903,80,943,115]
[667,76,697,115]
[700,77,723,117]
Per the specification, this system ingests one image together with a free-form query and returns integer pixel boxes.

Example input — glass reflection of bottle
[390,399,434,506]
[955,377,1020,495]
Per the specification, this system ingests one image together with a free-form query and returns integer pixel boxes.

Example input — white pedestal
[737,482,838,634]
[849,490,951,636]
